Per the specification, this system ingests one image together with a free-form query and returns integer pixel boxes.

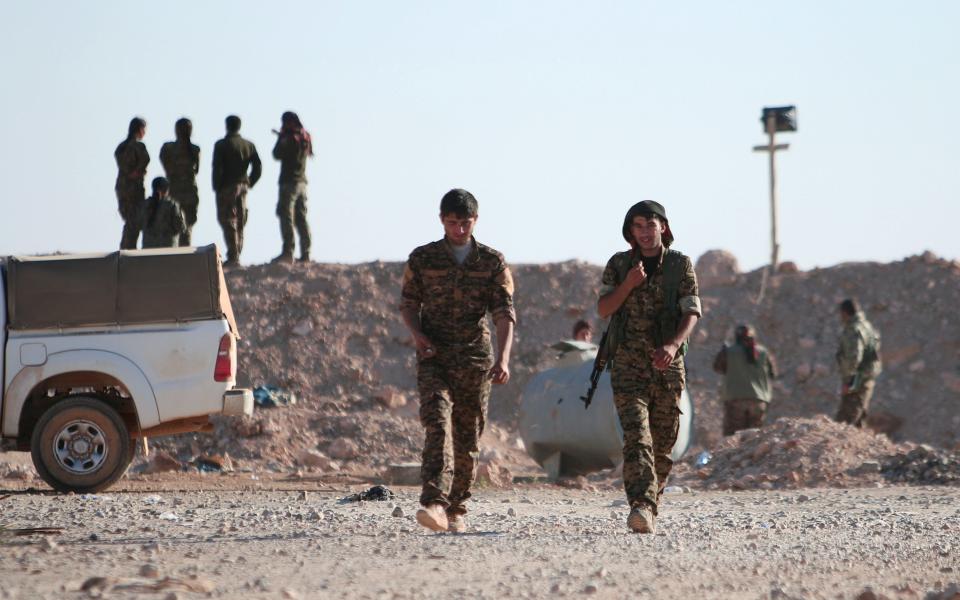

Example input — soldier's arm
[159,144,171,175]
[272,136,285,161]
[211,143,223,191]
[399,257,433,355]
[249,144,263,187]
[712,347,727,374]
[136,143,150,177]
[489,263,517,385]
[193,145,200,175]
[767,351,779,379]
[597,255,645,318]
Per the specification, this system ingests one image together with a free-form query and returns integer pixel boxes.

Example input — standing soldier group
[112,113,314,266]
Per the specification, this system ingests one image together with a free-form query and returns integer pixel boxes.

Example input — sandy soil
[2,478,958,600]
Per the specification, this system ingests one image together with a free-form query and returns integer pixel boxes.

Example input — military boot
[271,252,294,264]
[415,504,448,532]
[627,505,656,534]
[298,252,311,263]
[447,514,467,533]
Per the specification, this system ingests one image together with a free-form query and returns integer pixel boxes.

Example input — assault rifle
[580,328,610,409]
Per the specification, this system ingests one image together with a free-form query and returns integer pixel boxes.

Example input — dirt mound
[672,415,908,490]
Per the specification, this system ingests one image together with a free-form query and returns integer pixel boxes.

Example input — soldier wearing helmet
[597,200,701,534]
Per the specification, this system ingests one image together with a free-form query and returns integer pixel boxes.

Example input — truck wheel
[31,396,132,493]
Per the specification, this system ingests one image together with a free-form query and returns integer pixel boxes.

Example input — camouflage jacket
[400,237,516,368]
[600,246,700,385]
[272,135,308,184]
[212,133,262,191]
[114,139,150,190]
[836,312,882,381]
[141,195,187,249]
[160,141,200,190]
[713,342,777,402]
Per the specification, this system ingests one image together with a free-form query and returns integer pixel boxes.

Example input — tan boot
[447,514,467,533]
[627,505,656,534]
[416,504,449,532]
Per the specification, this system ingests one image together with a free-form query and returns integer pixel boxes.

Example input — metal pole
[766,114,780,271]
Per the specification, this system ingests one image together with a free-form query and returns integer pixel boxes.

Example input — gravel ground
[2,482,958,599]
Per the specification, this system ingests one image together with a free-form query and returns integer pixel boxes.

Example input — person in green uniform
[141,177,187,249]
[713,324,778,435]
[211,115,261,266]
[835,299,882,427]
[159,118,200,246]
[271,111,313,263]
[114,117,149,250]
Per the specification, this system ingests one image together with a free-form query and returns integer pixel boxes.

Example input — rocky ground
[1,482,959,600]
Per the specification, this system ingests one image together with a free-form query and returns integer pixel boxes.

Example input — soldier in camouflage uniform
[159,118,200,246]
[212,115,262,266]
[598,200,700,534]
[140,177,187,249]
[835,298,882,427]
[114,117,149,250]
[713,325,778,435]
[271,111,313,263]
[399,189,516,534]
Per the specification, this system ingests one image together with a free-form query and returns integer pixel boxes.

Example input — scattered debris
[139,451,182,475]
[193,454,234,473]
[253,385,298,408]
[340,485,395,503]
[81,576,215,595]
[882,445,960,485]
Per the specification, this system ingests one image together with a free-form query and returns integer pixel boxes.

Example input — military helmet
[621,200,674,247]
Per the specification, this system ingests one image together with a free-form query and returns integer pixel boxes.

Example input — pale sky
[1,1,957,271]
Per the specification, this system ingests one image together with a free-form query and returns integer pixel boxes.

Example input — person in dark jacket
[141,177,187,249]
[159,118,200,246]
[115,117,149,250]
[211,115,261,265]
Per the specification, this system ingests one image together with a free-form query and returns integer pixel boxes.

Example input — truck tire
[31,396,133,493]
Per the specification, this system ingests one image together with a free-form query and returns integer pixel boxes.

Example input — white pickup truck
[0,245,252,493]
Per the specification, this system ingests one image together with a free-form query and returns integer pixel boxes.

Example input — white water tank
[518,352,694,479]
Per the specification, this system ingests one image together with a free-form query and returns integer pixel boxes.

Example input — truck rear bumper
[223,388,254,416]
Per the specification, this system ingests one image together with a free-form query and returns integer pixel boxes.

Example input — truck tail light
[214,333,235,382]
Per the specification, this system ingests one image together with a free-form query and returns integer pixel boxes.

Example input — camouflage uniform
[159,141,200,246]
[835,312,882,427]
[713,343,778,435]
[140,195,187,249]
[400,238,516,516]
[114,138,150,250]
[212,133,262,262]
[600,248,700,513]
[272,134,311,258]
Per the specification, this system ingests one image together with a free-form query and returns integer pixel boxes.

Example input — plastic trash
[253,385,298,408]
[695,451,712,467]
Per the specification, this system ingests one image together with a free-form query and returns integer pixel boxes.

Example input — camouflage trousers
[612,377,682,514]
[215,184,249,262]
[116,184,144,250]
[172,187,199,247]
[723,398,768,436]
[277,182,311,258]
[836,379,876,428]
[417,359,491,516]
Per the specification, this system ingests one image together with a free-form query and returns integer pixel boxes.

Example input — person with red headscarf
[713,324,778,436]
[271,111,314,263]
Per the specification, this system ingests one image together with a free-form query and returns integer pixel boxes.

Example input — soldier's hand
[624,263,647,289]
[489,360,510,385]
[651,343,679,371]
[414,333,436,359]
